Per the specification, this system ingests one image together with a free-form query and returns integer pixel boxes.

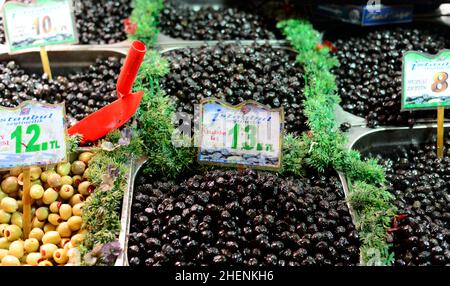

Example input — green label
[0,101,67,169]
[3,0,78,53]
[198,99,284,170]
[402,50,450,109]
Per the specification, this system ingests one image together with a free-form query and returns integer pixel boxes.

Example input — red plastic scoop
[68,41,146,144]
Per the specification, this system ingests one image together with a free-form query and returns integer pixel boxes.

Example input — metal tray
[344,124,450,265]
[0,45,127,75]
[115,157,146,266]
[157,0,284,45]
[348,124,450,157]
[116,159,360,266]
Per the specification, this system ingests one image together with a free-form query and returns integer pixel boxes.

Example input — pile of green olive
[0,152,94,266]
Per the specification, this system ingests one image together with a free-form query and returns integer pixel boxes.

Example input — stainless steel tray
[0,45,127,75]
[116,159,360,266]
[115,157,146,266]
[343,124,450,265]
[348,124,450,156]
[157,0,284,45]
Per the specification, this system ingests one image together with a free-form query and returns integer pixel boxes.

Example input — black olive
[130,169,359,266]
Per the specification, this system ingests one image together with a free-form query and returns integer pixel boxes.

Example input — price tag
[2,0,78,53]
[0,101,67,169]
[402,50,450,110]
[198,99,284,170]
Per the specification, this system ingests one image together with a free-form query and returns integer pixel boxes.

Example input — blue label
[362,6,413,25]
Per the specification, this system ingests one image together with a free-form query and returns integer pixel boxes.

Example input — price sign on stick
[402,50,450,158]
[0,101,67,238]
[198,99,284,170]
[3,0,78,81]
[2,0,78,53]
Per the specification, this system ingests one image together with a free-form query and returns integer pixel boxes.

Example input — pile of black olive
[128,169,360,266]
[159,0,278,40]
[73,0,132,45]
[374,141,450,265]
[333,27,449,127]
[160,42,307,135]
[0,57,122,125]
[0,0,131,45]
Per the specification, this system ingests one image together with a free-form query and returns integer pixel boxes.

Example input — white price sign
[198,99,284,169]
[3,0,78,53]
[402,50,450,110]
[0,101,67,170]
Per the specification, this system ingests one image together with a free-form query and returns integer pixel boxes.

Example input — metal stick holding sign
[2,0,78,80]
[0,102,67,238]
[402,50,450,159]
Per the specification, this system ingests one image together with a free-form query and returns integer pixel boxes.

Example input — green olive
[69,194,84,206]
[49,201,60,213]
[30,166,42,181]
[0,224,8,236]
[72,203,83,217]
[0,190,7,201]
[53,248,68,264]
[48,213,62,226]
[56,222,71,238]
[40,243,58,260]
[26,252,41,266]
[0,237,11,249]
[43,223,56,233]
[70,233,84,247]
[59,185,74,200]
[29,228,44,242]
[1,197,18,213]
[71,161,86,175]
[31,217,45,229]
[59,204,72,220]
[61,176,73,186]
[11,212,22,228]
[56,162,71,176]
[30,184,45,200]
[42,188,58,205]
[38,260,53,266]
[31,180,42,186]
[8,240,24,259]
[1,255,20,266]
[1,177,19,194]
[42,231,61,245]
[47,173,62,188]
[72,175,82,188]
[40,170,56,183]
[0,249,8,260]
[35,207,49,221]
[78,152,93,164]
[67,216,82,231]
[24,238,39,253]
[9,167,22,177]
[82,168,90,180]
[0,210,11,224]
[78,181,93,196]
[5,225,22,242]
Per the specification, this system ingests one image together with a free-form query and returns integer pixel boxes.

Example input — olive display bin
[157,0,287,45]
[0,46,127,75]
[116,159,358,266]
[346,124,450,266]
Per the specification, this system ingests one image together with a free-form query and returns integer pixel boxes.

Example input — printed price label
[402,50,450,109]
[198,99,283,169]
[3,0,77,53]
[0,101,67,169]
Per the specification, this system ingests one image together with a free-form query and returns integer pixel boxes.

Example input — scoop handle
[116,40,147,98]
